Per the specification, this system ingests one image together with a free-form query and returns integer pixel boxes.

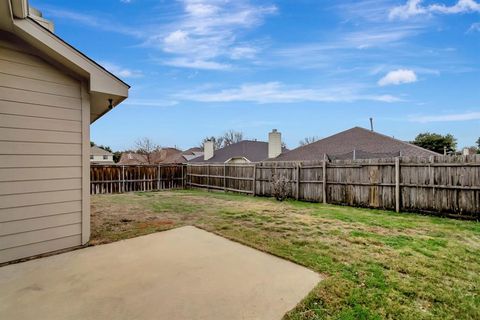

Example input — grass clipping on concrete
[91,190,480,320]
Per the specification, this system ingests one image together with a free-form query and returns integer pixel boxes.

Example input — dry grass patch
[91,190,480,320]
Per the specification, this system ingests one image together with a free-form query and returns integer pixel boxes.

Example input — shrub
[271,173,291,201]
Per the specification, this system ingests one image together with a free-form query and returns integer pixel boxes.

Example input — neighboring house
[462,147,477,156]
[118,147,205,165]
[90,146,114,164]
[182,147,203,161]
[118,147,184,165]
[190,129,287,163]
[272,127,438,162]
[0,1,129,264]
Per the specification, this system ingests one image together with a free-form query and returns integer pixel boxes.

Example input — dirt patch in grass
[91,190,480,320]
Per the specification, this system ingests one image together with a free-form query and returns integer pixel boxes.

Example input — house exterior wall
[226,157,250,164]
[90,155,114,163]
[0,37,88,263]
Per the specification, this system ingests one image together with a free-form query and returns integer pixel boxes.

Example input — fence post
[117,167,121,193]
[189,164,192,188]
[395,157,400,213]
[322,154,327,204]
[224,163,227,192]
[181,164,185,189]
[157,165,161,190]
[252,163,257,196]
[207,164,210,192]
[296,163,300,200]
[122,165,125,193]
[429,156,435,209]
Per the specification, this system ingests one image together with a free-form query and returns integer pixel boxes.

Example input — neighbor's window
[103,155,108,160]
[90,155,94,160]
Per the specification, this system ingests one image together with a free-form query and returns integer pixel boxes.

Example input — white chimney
[204,140,214,161]
[268,129,282,159]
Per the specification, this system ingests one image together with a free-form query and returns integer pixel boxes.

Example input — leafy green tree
[113,151,122,163]
[412,133,457,154]
[97,145,112,153]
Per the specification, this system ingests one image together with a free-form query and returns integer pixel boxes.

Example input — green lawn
[91,190,480,320]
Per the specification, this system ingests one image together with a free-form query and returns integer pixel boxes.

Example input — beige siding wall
[91,155,113,163]
[226,157,250,164]
[0,37,85,263]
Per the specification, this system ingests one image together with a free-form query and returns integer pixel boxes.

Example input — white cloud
[162,58,231,70]
[99,62,143,78]
[43,8,141,37]
[429,0,480,14]
[122,99,178,107]
[389,0,427,20]
[230,46,258,60]
[410,111,480,123]
[378,69,417,86]
[468,22,480,32]
[175,82,401,104]
[163,30,190,53]
[151,0,277,70]
[344,26,422,49]
[185,2,219,17]
[44,1,275,71]
[390,0,480,20]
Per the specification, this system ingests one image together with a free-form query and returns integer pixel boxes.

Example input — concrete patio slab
[0,226,320,320]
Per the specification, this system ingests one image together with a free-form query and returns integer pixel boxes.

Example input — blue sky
[32,0,480,151]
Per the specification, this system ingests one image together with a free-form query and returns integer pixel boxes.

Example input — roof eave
[4,2,129,123]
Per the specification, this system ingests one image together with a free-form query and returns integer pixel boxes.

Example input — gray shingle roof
[273,127,438,161]
[90,146,112,156]
[189,140,287,163]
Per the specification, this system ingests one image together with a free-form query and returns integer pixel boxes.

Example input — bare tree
[134,137,160,164]
[200,136,223,150]
[200,130,244,150]
[221,130,243,147]
[299,136,320,146]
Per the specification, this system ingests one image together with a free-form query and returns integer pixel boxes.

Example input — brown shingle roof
[189,140,287,163]
[273,127,438,161]
[118,148,184,165]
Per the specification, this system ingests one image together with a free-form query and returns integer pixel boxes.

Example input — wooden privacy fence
[90,165,185,194]
[185,155,480,219]
[90,155,480,219]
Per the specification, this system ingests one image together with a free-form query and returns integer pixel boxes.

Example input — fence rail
[90,155,480,219]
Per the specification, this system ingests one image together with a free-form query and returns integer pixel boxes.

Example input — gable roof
[118,148,184,165]
[274,127,438,162]
[182,147,203,161]
[189,140,287,163]
[0,0,129,123]
[183,147,203,155]
[90,146,112,156]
